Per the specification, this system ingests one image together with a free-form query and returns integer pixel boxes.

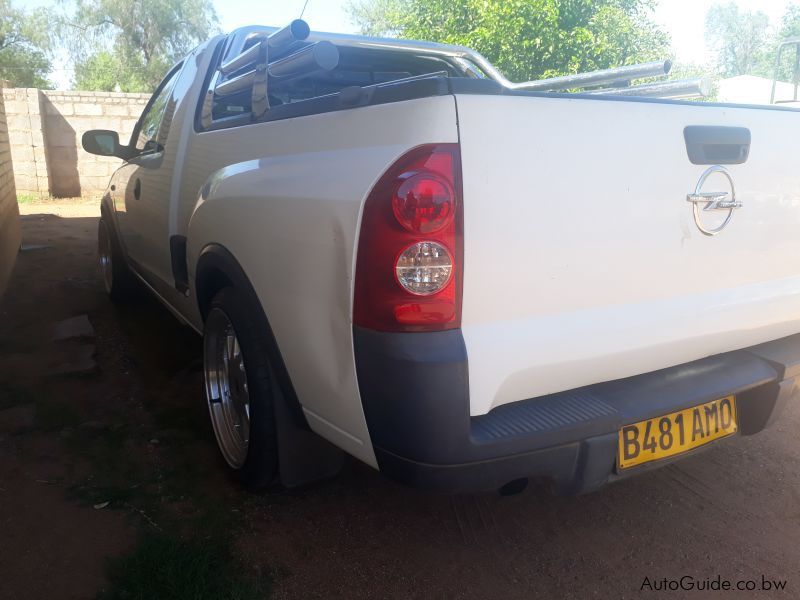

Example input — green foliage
[63,0,220,93]
[0,0,53,88]
[778,4,800,40]
[98,530,269,600]
[348,0,406,37]
[0,382,35,409]
[16,193,39,205]
[705,2,772,78]
[771,4,800,83]
[347,0,670,81]
[74,51,137,93]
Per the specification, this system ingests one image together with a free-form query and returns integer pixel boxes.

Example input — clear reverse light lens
[395,241,453,295]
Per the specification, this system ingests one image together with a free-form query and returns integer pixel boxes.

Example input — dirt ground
[1,200,799,599]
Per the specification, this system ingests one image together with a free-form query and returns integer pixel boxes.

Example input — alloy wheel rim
[204,307,251,469]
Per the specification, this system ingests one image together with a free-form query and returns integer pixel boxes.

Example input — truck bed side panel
[186,96,459,466]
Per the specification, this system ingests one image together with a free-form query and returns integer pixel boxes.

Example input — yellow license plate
[618,395,737,470]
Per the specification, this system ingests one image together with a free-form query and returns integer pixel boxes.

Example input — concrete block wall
[0,87,16,205]
[1,89,151,197]
[1,85,21,295]
[2,88,49,196]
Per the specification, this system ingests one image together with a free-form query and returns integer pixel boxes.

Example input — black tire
[98,217,139,303]
[204,287,279,490]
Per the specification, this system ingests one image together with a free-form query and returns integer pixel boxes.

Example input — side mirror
[81,130,131,160]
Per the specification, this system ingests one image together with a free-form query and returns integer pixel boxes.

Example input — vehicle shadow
[124,259,800,599]
[2,210,796,600]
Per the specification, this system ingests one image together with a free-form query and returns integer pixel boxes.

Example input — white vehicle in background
[83,20,800,494]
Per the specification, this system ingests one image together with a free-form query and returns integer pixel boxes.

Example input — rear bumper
[353,327,800,494]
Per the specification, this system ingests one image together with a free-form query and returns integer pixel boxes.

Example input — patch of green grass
[68,479,149,509]
[25,375,274,598]
[35,398,82,431]
[17,193,103,205]
[65,422,131,461]
[17,193,41,204]
[64,423,154,510]
[0,383,35,410]
[98,530,269,600]
[153,403,208,438]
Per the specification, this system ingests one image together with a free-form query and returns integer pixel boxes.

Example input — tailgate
[456,94,800,415]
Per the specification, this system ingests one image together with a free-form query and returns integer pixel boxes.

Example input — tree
[0,0,53,88]
[771,3,800,82]
[73,51,137,92]
[778,3,800,39]
[348,0,405,37]
[347,0,671,82]
[62,0,219,93]
[705,2,772,78]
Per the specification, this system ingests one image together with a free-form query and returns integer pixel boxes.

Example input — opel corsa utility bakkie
[82,20,800,494]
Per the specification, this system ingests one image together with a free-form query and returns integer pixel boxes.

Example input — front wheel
[203,287,279,490]
[98,217,138,302]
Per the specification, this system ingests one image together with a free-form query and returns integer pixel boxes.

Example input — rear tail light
[354,144,463,332]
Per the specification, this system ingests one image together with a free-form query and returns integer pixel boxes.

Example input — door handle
[684,126,751,165]
[134,178,141,200]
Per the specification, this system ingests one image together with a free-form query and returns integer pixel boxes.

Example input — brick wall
[1,88,150,197]
[2,89,48,196]
[0,87,15,204]
[0,85,21,295]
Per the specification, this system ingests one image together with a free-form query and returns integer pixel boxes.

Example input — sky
[653,0,790,64]
[14,0,799,89]
[215,0,357,35]
[217,0,794,66]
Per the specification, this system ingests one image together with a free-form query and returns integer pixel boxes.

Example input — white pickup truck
[83,21,800,494]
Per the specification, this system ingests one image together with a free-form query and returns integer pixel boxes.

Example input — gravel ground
[0,200,797,599]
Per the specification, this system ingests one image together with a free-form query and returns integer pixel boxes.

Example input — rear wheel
[98,217,138,302]
[203,287,278,489]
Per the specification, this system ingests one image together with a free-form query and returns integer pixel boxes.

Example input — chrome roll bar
[209,18,706,121]
[589,78,711,100]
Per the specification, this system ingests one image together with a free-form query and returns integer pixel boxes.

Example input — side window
[212,88,252,120]
[133,63,183,153]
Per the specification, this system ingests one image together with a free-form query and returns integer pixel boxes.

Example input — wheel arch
[99,192,129,261]
[195,243,308,429]
[99,194,116,234]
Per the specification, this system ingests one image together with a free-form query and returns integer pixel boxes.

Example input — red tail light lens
[354,144,463,332]
[392,172,454,234]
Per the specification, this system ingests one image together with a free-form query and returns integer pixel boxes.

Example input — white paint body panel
[186,96,459,466]
[457,94,800,416]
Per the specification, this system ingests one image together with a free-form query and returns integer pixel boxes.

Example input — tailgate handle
[684,126,751,165]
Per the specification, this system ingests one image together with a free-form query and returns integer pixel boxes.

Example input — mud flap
[273,377,345,488]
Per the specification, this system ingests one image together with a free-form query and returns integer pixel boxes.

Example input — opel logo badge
[686,165,742,236]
